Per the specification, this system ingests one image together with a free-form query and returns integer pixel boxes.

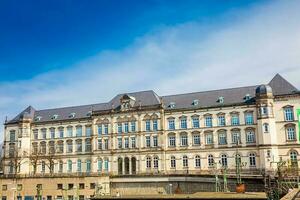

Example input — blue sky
[1,0,261,81]
[1,0,300,140]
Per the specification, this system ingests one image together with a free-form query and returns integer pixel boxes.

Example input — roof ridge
[162,85,258,98]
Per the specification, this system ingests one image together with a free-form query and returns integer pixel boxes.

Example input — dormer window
[69,113,76,118]
[193,99,199,106]
[244,94,251,101]
[35,116,42,121]
[169,102,176,108]
[218,96,224,104]
[120,94,136,111]
[51,114,58,120]
[86,111,92,117]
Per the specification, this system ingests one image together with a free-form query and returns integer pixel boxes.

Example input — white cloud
[1,0,300,140]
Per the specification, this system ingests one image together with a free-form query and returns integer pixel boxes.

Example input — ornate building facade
[1,74,300,198]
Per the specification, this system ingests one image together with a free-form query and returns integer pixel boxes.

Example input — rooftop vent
[51,114,59,120]
[218,96,224,104]
[193,99,199,106]
[69,113,76,118]
[169,102,176,109]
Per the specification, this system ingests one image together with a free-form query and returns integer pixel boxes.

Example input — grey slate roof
[161,85,257,110]
[6,74,299,124]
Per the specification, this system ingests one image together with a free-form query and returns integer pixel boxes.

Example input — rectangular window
[98,125,102,135]
[68,184,74,190]
[284,107,294,121]
[42,129,47,139]
[104,160,109,171]
[104,124,109,134]
[124,137,129,148]
[131,137,136,148]
[246,130,255,143]
[153,120,158,131]
[118,138,122,149]
[153,136,158,147]
[67,142,73,153]
[33,130,38,140]
[124,123,129,133]
[104,139,109,150]
[218,133,227,145]
[86,126,92,137]
[77,161,81,172]
[168,119,175,130]
[145,120,151,131]
[131,121,136,132]
[49,128,55,139]
[98,139,102,150]
[192,117,200,128]
[146,136,151,147]
[180,118,187,129]
[231,115,240,126]
[181,135,188,146]
[169,136,176,147]
[193,134,200,145]
[59,128,64,138]
[205,134,213,145]
[68,161,72,172]
[79,183,85,190]
[76,126,82,137]
[86,160,91,172]
[118,123,122,134]
[76,141,82,152]
[9,131,16,142]
[245,113,254,125]
[57,184,63,190]
[287,127,296,140]
[218,115,226,126]
[67,127,73,137]
[205,116,213,127]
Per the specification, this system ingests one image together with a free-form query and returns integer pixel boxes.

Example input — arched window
[153,156,159,169]
[290,151,298,167]
[195,155,201,168]
[170,156,176,168]
[221,154,227,167]
[249,153,256,167]
[208,155,214,167]
[98,159,103,172]
[146,157,151,168]
[284,107,294,121]
[77,159,82,172]
[183,155,188,167]
[263,123,269,133]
